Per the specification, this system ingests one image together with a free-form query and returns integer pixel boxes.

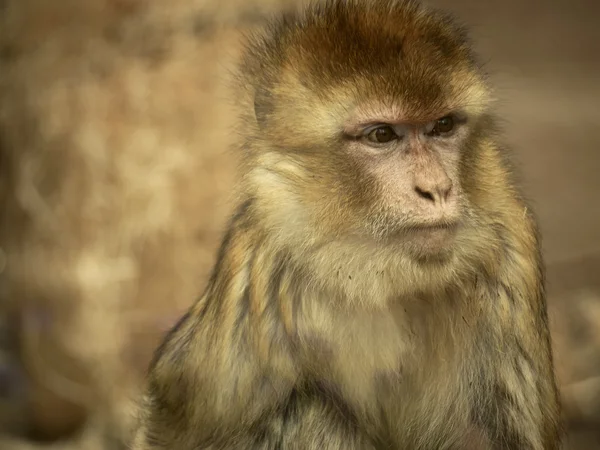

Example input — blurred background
[0,0,598,448]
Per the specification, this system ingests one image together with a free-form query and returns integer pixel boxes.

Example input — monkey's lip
[386,221,460,249]
[406,221,460,232]
[405,222,460,254]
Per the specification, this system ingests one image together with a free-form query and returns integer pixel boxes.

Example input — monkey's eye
[431,116,455,136]
[366,126,398,144]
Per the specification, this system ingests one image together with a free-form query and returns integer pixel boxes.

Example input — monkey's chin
[400,225,459,263]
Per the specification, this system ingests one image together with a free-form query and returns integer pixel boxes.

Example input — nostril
[415,186,435,202]
[444,186,452,201]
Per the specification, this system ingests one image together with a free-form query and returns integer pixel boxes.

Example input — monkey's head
[239,0,499,274]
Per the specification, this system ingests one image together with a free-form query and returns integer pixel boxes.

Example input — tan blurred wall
[0,1,295,448]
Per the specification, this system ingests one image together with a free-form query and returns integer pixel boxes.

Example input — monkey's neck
[204,197,489,329]
[195,196,541,386]
[205,197,517,317]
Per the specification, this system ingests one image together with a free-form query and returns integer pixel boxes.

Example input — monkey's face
[340,110,470,259]
[243,0,493,263]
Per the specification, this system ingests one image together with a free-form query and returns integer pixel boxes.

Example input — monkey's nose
[413,178,452,206]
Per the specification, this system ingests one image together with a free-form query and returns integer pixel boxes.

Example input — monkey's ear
[253,86,273,130]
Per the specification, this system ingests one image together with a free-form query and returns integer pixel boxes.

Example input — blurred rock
[547,254,600,432]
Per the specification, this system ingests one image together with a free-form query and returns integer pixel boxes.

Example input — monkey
[131,0,562,448]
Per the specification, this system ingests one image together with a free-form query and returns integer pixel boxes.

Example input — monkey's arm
[130,303,297,450]
[131,299,377,450]
[129,207,310,450]
[473,215,562,450]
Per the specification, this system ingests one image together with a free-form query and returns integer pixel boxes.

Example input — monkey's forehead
[242,0,487,119]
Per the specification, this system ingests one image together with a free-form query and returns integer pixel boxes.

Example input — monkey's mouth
[409,222,458,232]
[405,220,461,235]
[381,221,461,254]
[403,222,460,255]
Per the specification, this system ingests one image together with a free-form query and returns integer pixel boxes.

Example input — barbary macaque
[132,0,562,448]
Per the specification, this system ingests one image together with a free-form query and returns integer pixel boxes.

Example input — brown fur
[131,0,560,448]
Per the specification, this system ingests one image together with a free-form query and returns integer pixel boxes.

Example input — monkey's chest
[314,306,475,448]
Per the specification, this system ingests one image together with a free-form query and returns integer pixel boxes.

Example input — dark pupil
[436,116,454,133]
[372,126,395,143]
